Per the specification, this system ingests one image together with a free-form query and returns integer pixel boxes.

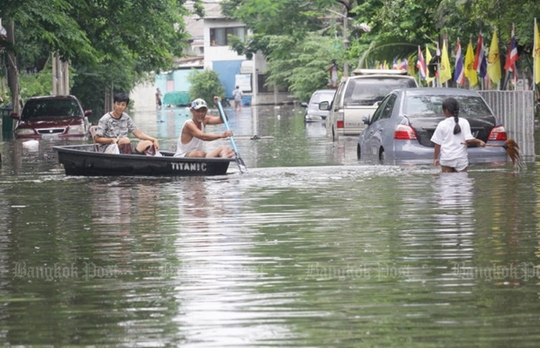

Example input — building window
[210,27,246,46]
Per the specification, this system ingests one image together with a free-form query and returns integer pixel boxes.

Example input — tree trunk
[5,17,20,114]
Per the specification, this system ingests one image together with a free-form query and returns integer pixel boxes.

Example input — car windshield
[310,91,335,104]
[404,95,492,117]
[21,99,82,120]
[344,77,416,105]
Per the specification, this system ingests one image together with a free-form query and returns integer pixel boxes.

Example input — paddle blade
[236,154,248,173]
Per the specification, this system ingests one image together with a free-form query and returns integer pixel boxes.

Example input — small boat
[53,144,234,176]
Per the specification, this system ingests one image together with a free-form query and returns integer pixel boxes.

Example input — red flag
[504,24,519,71]
[473,33,487,78]
[416,46,427,79]
[453,39,465,85]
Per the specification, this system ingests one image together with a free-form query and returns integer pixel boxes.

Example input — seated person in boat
[174,97,235,158]
[94,92,160,154]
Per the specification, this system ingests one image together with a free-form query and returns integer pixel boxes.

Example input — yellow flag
[426,45,434,84]
[407,54,416,77]
[465,39,478,86]
[439,40,452,84]
[487,30,502,84]
[534,21,540,84]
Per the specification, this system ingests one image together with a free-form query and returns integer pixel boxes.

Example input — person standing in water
[431,97,485,172]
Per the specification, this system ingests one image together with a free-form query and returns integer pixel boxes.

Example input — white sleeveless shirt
[174,119,204,157]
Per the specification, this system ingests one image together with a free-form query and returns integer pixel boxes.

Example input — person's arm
[464,138,486,147]
[184,120,231,141]
[133,129,160,150]
[94,123,119,145]
[433,144,441,166]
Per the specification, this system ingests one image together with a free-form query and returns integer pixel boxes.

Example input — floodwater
[1,105,540,347]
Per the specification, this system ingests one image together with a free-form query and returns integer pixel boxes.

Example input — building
[155,0,290,106]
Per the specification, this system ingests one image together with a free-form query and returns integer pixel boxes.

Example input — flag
[416,46,427,79]
[465,39,478,86]
[425,45,434,83]
[504,24,519,71]
[453,39,465,85]
[487,30,502,84]
[407,55,416,77]
[534,20,540,84]
[439,39,452,84]
[473,33,487,78]
[398,58,408,70]
[392,57,398,69]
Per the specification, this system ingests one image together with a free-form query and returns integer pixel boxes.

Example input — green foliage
[18,60,54,101]
[265,33,342,101]
[187,69,225,107]
[1,0,205,113]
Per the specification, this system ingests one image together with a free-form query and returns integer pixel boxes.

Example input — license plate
[41,133,59,140]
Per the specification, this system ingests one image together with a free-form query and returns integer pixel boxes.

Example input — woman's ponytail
[442,98,461,134]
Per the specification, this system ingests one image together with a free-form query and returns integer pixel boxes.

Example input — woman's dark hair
[114,92,130,105]
[442,97,461,134]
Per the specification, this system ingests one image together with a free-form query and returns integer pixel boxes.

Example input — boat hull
[53,145,233,176]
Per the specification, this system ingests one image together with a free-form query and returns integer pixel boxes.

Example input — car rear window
[405,95,492,117]
[311,91,335,104]
[21,99,82,120]
[344,77,417,105]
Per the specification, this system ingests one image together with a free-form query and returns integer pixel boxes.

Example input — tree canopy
[223,0,540,99]
[1,0,202,114]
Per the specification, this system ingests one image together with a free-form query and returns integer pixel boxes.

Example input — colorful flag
[534,20,540,84]
[487,30,502,84]
[465,39,478,86]
[398,58,408,70]
[425,45,434,84]
[416,46,427,80]
[473,33,486,78]
[453,39,465,85]
[504,24,519,71]
[439,40,452,84]
[392,57,398,69]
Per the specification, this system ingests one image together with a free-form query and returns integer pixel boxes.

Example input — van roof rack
[352,69,408,76]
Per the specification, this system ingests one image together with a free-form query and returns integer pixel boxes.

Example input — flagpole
[532,17,538,94]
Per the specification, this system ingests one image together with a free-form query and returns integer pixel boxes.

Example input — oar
[216,99,247,173]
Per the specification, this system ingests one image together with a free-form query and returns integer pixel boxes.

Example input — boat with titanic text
[53,144,234,176]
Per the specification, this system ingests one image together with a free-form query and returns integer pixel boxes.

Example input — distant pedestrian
[232,86,243,111]
[431,97,485,172]
[156,88,163,110]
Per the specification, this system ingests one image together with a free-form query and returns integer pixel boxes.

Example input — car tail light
[337,120,344,129]
[488,125,507,141]
[394,124,417,140]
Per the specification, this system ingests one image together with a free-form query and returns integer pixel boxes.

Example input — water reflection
[1,106,540,346]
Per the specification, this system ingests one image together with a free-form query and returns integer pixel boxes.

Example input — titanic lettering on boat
[171,162,207,171]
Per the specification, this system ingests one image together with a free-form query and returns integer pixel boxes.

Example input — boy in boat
[94,92,160,154]
[174,97,235,158]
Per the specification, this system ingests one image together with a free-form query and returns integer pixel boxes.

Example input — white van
[321,69,418,141]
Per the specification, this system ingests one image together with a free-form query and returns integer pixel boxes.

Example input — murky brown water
[1,105,540,347]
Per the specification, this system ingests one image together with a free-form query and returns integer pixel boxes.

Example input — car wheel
[357,144,361,160]
[379,148,385,164]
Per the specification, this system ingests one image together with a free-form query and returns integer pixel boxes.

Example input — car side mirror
[362,115,370,125]
[10,112,20,120]
[300,102,308,108]
[319,101,330,111]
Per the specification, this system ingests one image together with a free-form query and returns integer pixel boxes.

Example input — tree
[187,69,225,106]
[0,0,202,114]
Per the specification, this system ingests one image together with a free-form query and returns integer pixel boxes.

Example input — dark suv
[11,95,91,139]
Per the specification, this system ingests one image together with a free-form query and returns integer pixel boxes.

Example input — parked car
[321,69,418,141]
[357,88,509,165]
[11,95,91,139]
[301,89,336,122]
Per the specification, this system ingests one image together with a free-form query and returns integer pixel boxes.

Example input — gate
[478,90,535,159]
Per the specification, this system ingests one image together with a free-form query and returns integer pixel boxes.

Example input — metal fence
[478,90,535,159]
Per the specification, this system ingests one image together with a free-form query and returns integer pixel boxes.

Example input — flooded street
[1,104,540,347]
